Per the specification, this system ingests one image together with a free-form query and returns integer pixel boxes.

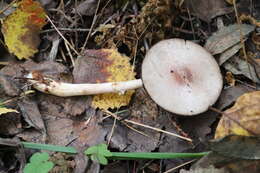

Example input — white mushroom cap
[142,39,223,116]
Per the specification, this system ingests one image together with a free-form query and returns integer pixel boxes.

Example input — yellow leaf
[2,0,46,59]
[0,107,19,115]
[215,91,260,139]
[91,49,136,109]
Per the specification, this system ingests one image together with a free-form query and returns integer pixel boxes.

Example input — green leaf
[98,144,112,157]
[39,162,54,173]
[84,144,112,165]
[24,152,54,173]
[85,145,98,155]
[90,154,98,162]
[30,152,49,163]
[97,155,108,165]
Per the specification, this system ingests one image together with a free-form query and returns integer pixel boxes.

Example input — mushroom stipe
[27,39,223,116]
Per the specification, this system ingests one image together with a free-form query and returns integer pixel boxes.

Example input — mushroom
[27,39,222,115]
[142,39,223,115]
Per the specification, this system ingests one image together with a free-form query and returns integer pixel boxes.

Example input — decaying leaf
[215,91,260,139]
[193,152,260,173]
[2,0,46,59]
[219,44,242,65]
[204,24,255,55]
[184,0,232,22]
[216,84,254,110]
[73,49,136,109]
[223,56,260,84]
[210,135,260,160]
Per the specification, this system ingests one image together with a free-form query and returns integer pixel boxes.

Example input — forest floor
[0,0,259,173]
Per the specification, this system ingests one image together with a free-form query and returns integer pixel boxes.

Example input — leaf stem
[21,142,77,154]
[21,141,208,160]
[109,152,209,160]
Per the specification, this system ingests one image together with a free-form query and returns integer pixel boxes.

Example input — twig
[124,119,192,142]
[81,0,101,53]
[40,28,90,33]
[0,0,17,15]
[45,15,80,56]
[103,110,192,142]
[163,159,197,173]
[186,8,196,40]
[173,27,198,34]
[64,40,75,66]
[107,117,117,145]
[232,0,256,87]
[103,110,159,140]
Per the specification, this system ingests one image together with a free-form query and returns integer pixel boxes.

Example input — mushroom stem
[27,73,143,97]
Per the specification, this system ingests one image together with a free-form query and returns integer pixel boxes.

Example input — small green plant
[23,152,54,173]
[84,144,112,165]
[84,144,208,165]
[0,139,207,168]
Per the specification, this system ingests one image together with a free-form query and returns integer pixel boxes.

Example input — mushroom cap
[142,39,223,116]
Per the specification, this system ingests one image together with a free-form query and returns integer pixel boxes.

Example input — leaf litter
[0,0,259,172]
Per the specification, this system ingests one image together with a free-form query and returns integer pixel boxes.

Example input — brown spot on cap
[171,67,193,86]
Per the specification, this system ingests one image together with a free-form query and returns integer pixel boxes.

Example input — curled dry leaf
[215,91,260,139]
[2,0,46,59]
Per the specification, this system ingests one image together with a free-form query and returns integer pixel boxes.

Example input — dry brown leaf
[73,49,136,110]
[219,43,242,65]
[215,91,260,139]
[205,24,255,55]
[184,0,232,22]
[223,56,260,84]
[193,152,260,173]
[216,84,254,110]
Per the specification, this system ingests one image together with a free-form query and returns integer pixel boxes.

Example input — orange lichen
[91,49,136,109]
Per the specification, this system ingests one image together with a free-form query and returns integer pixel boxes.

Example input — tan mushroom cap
[142,39,223,116]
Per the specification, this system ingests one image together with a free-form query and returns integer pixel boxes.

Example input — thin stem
[109,152,209,160]
[21,142,77,154]
[19,141,208,160]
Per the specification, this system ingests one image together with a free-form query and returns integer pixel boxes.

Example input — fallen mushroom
[142,39,223,115]
[27,39,223,115]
